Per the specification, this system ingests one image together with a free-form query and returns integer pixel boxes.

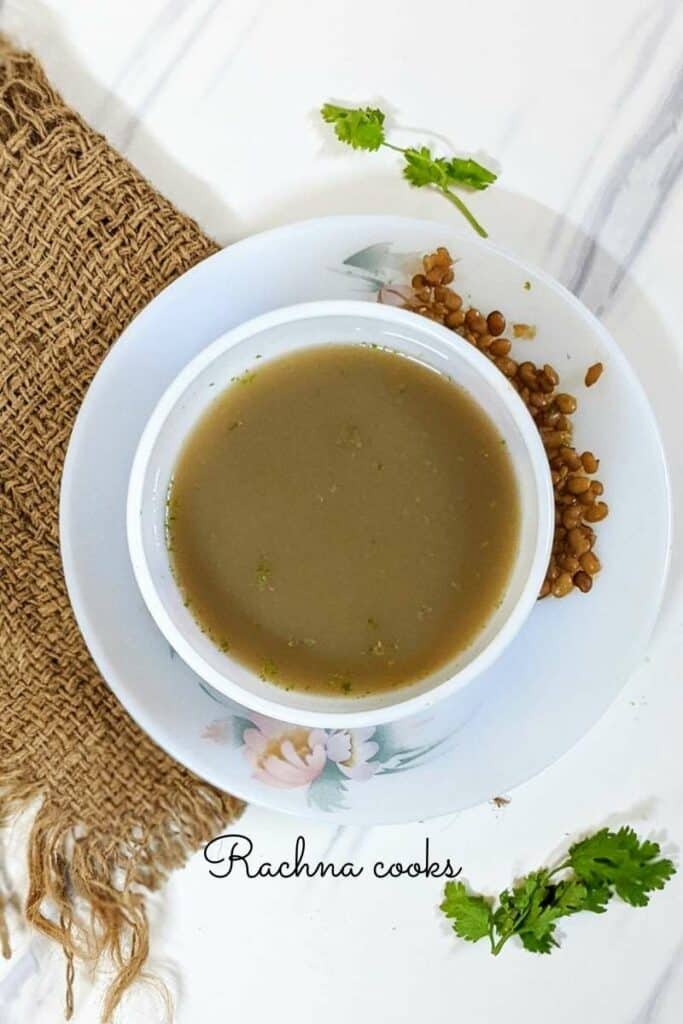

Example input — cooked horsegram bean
[585,362,604,387]
[403,248,607,599]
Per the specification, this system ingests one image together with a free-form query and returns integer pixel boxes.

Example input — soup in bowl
[127,301,553,728]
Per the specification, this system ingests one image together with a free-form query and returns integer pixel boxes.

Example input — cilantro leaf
[402,147,452,189]
[320,103,386,151]
[553,878,596,916]
[319,101,496,235]
[493,875,606,956]
[518,928,557,954]
[568,827,676,907]
[440,881,492,943]
[445,157,497,191]
[492,872,584,955]
[440,826,675,960]
[517,879,595,954]
[402,148,496,192]
[581,881,612,914]
[492,871,548,943]
[401,146,494,236]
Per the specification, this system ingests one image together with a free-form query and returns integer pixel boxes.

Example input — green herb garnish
[441,827,675,957]
[287,637,317,649]
[337,423,363,449]
[329,672,352,693]
[256,557,272,591]
[321,104,386,150]
[260,659,278,681]
[321,103,496,237]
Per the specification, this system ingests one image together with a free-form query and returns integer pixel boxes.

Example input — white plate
[60,215,671,824]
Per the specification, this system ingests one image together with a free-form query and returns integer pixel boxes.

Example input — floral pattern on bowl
[331,242,423,306]
[203,705,449,812]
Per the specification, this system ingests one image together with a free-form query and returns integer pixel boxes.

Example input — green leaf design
[368,724,404,765]
[371,727,448,775]
[198,679,235,706]
[308,759,349,812]
[233,716,254,746]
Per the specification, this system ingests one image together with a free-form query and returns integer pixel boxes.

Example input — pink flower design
[326,727,380,780]
[377,283,414,307]
[203,718,232,744]
[242,714,327,789]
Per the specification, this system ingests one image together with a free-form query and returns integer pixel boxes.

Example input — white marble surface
[1,0,683,1021]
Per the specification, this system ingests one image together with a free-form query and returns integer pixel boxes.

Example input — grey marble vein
[344,827,371,862]
[631,937,683,1023]
[607,0,677,84]
[200,0,274,98]
[96,0,189,117]
[567,65,683,315]
[560,49,683,317]
[117,0,225,153]
[318,825,345,864]
[0,942,39,1016]
[546,0,680,266]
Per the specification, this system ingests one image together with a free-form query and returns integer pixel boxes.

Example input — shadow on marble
[539,797,665,866]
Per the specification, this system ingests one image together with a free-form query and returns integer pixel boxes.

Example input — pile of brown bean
[404,247,607,598]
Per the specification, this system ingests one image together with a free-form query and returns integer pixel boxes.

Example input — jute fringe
[0,35,243,1019]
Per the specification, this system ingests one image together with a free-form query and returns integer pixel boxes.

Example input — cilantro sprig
[441,827,675,957]
[320,103,496,237]
[321,103,387,151]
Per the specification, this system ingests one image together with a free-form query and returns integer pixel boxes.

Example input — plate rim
[59,213,673,824]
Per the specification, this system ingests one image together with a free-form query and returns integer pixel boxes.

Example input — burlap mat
[0,36,243,1019]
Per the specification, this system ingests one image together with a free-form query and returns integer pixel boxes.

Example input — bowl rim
[126,298,554,728]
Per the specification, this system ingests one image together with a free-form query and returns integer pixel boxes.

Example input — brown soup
[167,344,520,697]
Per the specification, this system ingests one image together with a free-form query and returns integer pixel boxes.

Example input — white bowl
[127,300,554,728]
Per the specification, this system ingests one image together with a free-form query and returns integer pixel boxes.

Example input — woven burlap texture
[0,35,243,1020]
